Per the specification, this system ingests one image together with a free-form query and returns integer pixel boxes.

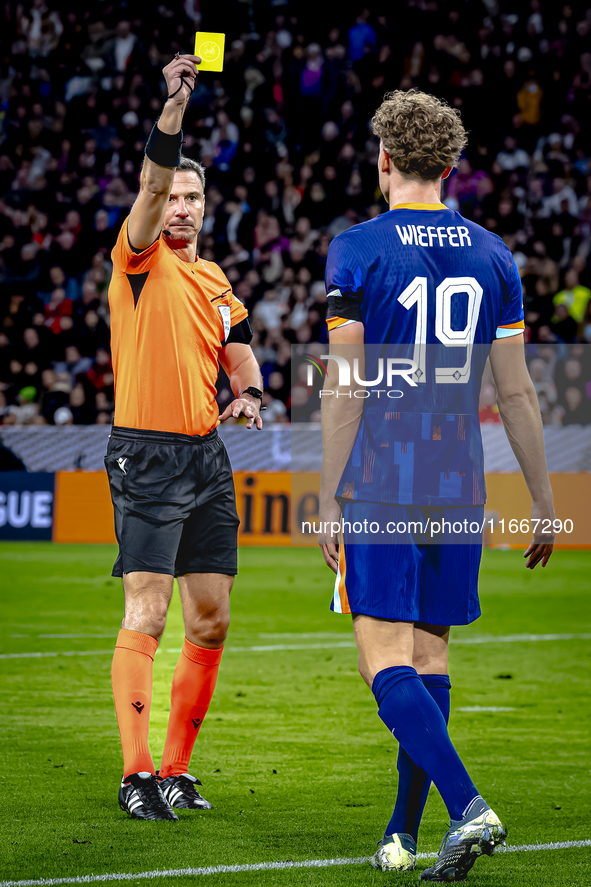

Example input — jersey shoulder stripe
[496,320,525,338]
[327,317,357,331]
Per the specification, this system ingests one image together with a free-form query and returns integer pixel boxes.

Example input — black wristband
[240,386,264,401]
[145,123,183,168]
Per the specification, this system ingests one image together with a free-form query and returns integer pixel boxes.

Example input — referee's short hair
[177,155,206,191]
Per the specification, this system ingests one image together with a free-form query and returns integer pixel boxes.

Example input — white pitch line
[0,840,589,887]
[169,632,591,654]
[212,641,357,652]
[457,706,516,712]
[0,650,113,660]
[498,839,591,853]
[2,632,590,660]
[258,633,352,639]
[454,633,591,645]
[39,634,117,639]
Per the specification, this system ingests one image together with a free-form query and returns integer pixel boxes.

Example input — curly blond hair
[371,89,468,180]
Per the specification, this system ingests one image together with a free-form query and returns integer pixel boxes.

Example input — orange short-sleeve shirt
[108,222,248,436]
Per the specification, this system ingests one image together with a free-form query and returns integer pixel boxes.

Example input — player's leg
[413,623,450,675]
[355,615,486,824]
[342,506,504,879]
[335,503,422,871]
[158,432,239,809]
[385,624,451,844]
[418,524,506,881]
[158,572,232,808]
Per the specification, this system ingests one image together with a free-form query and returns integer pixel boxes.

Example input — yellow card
[194,32,225,72]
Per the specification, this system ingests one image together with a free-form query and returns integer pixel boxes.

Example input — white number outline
[398,276,483,384]
[397,277,427,385]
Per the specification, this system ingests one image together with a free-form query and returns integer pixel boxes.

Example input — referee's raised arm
[128,53,201,251]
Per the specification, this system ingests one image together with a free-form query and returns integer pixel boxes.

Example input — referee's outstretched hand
[220,397,263,430]
[163,53,201,104]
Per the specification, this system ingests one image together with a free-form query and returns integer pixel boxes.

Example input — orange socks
[111,629,158,778]
[159,638,223,779]
[111,631,222,779]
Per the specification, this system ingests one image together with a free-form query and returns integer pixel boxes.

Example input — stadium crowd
[0,0,590,427]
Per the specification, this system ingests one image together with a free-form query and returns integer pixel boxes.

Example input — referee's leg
[122,571,174,638]
[111,572,174,778]
[158,573,233,779]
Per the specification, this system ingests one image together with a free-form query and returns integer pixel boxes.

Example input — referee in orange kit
[105,52,264,820]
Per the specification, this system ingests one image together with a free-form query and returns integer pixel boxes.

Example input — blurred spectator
[87,346,114,393]
[553,269,591,327]
[253,288,286,332]
[349,10,376,62]
[210,111,240,173]
[478,383,502,425]
[528,358,557,407]
[54,344,93,386]
[54,404,74,425]
[69,383,95,424]
[113,21,138,74]
[445,159,493,217]
[44,287,73,333]
[39,368,69,424]
[492,137,530,175]
[559,386,591,426]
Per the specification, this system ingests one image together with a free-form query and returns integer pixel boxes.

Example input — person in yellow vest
[552,268,591,326]
[517,75,543,126]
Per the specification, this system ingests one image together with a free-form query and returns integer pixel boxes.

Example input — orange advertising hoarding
[53,471,294,546]
[53,471,116,544]
[53,470,591,548]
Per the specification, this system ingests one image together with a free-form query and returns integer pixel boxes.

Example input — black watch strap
[240,386,264,400]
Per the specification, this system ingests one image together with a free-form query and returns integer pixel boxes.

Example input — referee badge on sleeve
[218,305,231,343]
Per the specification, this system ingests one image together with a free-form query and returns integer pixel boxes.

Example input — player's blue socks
[385,673,451,841]
[372,665,478,824]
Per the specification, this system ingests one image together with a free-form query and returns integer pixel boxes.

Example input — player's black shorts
[105,425,239,578]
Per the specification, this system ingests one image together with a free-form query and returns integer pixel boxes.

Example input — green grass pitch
[1,543,590,886]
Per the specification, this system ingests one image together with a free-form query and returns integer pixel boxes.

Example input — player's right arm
[489,334,555,569]
[319,321,365,572]
[127,54,200,251]
[319,234,367,572]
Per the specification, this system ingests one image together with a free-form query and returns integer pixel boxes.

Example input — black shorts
[105,426,239,578]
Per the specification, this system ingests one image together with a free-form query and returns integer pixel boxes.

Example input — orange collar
[391,202,448,210]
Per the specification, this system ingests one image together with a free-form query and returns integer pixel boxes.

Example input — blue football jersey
[325,203,524,506]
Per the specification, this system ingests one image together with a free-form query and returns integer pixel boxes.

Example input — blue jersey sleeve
[496,253,525,338]
[325,234,365,331]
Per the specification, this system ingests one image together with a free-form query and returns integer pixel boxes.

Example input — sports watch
[239,386,264,401]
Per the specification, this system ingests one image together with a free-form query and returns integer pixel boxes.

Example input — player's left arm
[489,334,555,569]
[218,342,264,430]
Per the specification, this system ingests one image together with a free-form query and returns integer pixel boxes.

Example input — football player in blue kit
[319,90,554,881]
